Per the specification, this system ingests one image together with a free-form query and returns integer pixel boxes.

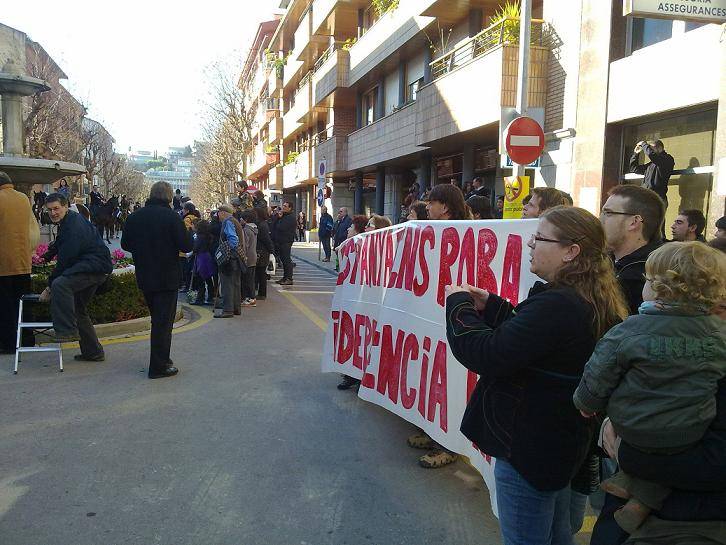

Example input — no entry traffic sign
[505,116,545,166]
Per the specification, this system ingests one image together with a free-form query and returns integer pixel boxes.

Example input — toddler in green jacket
[573,241,726,533]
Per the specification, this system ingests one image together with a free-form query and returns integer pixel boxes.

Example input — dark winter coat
[274,211,296,246]
[333,215,352,248]
[121,198,192,293]
[446,284,597,491]
[48,210,113,286]
[619,378,726,523]
[629,144,675,200]
[255,220,274,265]
[318,213,334,239]
[613,241,662,315]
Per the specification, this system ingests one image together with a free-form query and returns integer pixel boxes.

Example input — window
[362,86,378,126]
[685,21,708,32]
[406,78,424,103]
[631,17,672,52]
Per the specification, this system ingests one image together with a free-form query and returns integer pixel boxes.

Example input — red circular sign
[505,116,545,165]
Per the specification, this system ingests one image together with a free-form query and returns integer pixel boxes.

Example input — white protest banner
[321,219,539,512]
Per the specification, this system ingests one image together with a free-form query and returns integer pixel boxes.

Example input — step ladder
[15,294,63,374]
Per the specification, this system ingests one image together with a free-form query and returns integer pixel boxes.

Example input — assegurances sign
[623,0,726,22]
[321,219,539,512]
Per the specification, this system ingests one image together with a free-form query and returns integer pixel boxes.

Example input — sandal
[419,449,458,468]
[407,433,435,450]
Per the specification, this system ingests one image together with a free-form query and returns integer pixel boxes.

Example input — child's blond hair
[645,241,726,308]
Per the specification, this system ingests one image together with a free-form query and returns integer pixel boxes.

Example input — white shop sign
[623,0,726,23]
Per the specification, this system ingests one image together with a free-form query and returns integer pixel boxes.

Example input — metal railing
[295,70,313,96]
[430,18,549,81]
[312,41,343,74]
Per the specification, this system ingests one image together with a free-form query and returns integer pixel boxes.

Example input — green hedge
[31,272,150,324]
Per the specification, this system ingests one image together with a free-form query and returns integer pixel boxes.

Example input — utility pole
[514,0,532,180]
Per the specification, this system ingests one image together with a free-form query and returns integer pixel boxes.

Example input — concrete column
[423,45,432,84]
[295,189,302,215]
[709,27,726,226]
[398,61,406,107]
[462,144,476,186]
[468,8,483,37]
[354,171,364,214]
[1,94,24,155]
[419,152,432,191]
[375,166,385,215]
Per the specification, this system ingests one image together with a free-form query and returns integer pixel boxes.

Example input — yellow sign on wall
[503,176,530,219]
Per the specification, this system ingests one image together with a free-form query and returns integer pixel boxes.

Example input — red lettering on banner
[427,340,448,432]
[414,226,434,296]
[418,336,431,418]
[336,240,353,285]
[369,232,385,287]
[359,237,370,287]
[352,313,366,370]
[387,230,406,288]
[377,325,405,402]
[336,311,354,364]
[476,228,499,293]
[332,310,340,359]
[382,231,395,287]
[466,370,478,401]
[349,240,363,285]
[400,333,419,409]
[361,318,378,388]
[500,234,522,305]
[394,226,421,291]
[457,228,476,287]
[437,227,460,306]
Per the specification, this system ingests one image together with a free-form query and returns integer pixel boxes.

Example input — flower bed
[31,244,148,324]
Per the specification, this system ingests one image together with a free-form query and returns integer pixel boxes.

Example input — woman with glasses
[445,206,629,545]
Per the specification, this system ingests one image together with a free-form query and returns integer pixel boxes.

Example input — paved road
[0,244,502,545]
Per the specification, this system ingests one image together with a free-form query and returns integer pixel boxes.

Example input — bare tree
[190,58,255,209]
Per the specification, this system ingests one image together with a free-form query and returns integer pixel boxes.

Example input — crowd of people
[326,174,726,545]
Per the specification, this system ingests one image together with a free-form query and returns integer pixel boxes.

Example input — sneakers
[418,449,458,468]
[279,278,293,286]
[241,298,257,307]
[407,433,435,450]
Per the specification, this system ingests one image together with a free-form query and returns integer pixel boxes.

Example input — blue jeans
[494,459,576,545]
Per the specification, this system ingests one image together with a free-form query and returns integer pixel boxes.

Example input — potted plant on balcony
[491,1,521,45]
[285,151,300,165]
[265,144,279,164]
[372,0,399,16]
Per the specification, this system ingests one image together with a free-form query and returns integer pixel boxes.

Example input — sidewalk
[291,241,337,276]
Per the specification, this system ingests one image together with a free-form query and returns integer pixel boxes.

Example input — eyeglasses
[601,208,640,219]
[530,233,585,245]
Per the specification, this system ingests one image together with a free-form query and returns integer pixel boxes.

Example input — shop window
[631,17,672,52]
[623,109,716,229]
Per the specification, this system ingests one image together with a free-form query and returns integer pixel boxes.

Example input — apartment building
[241,17,283,206]
[252,0,724,228]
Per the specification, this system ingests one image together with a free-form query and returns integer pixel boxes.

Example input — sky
[2,0,282,154]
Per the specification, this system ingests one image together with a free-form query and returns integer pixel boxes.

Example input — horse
[93,196,119,244]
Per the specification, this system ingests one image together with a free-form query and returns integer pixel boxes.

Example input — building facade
[240,0,724,229]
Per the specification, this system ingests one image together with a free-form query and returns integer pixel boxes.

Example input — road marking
[277,290,327,332]
[58,305,214,349]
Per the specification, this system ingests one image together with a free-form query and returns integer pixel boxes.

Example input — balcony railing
[312,42,342,74]
[431,18,548,81]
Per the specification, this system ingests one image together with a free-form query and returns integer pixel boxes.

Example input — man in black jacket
[628,140,674,205]
[274,201,296,285]
[121,182,192,379]
[600,185,665,315]
[41,193,113,359]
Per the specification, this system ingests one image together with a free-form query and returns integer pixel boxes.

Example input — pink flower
[112,249,126,260]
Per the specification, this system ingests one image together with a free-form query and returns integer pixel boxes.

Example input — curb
[291,251,338,277]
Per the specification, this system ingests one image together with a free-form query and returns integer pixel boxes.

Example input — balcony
[418,18,549,145]
[347,102,423,171]
[291,6,329,63]
[282,72,312,139]
[312,44,349,106]
[268,115,283,144]
[283,54,305,89]
[314,132,348,175]
[348,0,435,86]
[268,67,282,96]
[268,165,283,191]
[282,148,313,189]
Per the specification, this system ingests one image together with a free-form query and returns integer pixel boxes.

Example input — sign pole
[514,0,532,180]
